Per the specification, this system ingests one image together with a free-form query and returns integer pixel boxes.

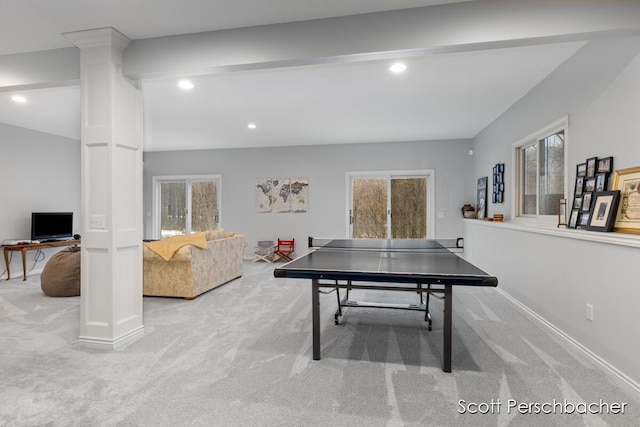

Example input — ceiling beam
[124,1,640,80]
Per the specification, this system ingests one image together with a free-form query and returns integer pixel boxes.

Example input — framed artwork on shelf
[578,212,590,228]
[595,173,608,192]
[586,190,621,232]
[574,176,584,197]
[612,166,640,234]
[581,192,593,212]
[477,177,488,220]
[584,177,596,193]
[597,157,613,174]
[571,156,615,232]
[568,209,580,228]
[573,196,583,210]
[586,157,598,178]
[576,162,587,177]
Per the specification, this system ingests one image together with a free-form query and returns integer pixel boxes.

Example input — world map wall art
[256,178,309,213]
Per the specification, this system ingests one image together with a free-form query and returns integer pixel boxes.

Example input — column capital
[63,27,130,52]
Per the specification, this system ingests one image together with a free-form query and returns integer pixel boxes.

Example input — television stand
[2,240,80,281]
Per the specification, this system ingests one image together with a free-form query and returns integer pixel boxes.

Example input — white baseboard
[497,288,640,396]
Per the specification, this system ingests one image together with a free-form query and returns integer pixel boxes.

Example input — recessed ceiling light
[178,80,194,90]
[11,95,27,103]
[247,123,257,130]
[389,62,407,73]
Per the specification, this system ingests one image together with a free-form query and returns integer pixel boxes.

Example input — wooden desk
[2,240,80,281]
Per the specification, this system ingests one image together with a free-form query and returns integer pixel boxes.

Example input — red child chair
[274,238,295,262]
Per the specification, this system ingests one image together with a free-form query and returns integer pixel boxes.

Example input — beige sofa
[143,230,247,299]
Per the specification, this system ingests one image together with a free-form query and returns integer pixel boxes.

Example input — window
[152,175,221,238]
[514,117,568,217]
[346,171,434,238]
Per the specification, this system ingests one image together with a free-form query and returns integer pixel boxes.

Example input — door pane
[352,178,387,238]
[191,181,218,232]
[391,178,426,238]
[160,182,186,238]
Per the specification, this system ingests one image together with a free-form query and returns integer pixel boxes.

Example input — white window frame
[151,174,222,239]
[512,115,569,222]
[345,169,435,238]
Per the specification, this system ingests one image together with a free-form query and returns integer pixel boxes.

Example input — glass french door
[155,176,221,239]
[349,173,428,239]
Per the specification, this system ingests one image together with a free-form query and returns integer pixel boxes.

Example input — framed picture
[491,164,504,204]
[574,176,585,196]
[586,191,621,232]
[581,192,593,212]
[595,173,608,192]
[584,177,596,193]
[586,157,598,178]
[578,212,590,228]
[576,163,587,177]
[568,209,580,228]
[597,157,613,174]
[476,177,488,220]
[573,196,583,210]
[612,166,640,234]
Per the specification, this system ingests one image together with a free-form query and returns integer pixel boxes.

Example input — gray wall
[143,139,474,253]
[0,123,80,278]
[467,36,640,387]
[471,36,640,216]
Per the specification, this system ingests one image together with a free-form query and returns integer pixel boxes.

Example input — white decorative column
[64,28,144,348]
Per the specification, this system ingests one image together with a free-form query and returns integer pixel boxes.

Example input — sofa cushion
[205,229,225,240]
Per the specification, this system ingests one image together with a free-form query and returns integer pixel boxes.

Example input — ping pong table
[273,237,498,372]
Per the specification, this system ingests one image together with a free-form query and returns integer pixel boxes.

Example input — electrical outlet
[586,303,594,321]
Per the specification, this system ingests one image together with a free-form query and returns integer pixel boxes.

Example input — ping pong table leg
[312,279,321,360]
[443,285,452,373]
[419,283,432,331]
[334,280,343,324]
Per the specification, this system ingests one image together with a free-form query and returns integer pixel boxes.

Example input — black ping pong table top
[273,238,497,287]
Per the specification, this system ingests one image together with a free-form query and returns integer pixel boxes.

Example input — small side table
[2,240,81,281]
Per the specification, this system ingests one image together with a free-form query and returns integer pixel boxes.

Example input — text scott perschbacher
[458,399,627,415]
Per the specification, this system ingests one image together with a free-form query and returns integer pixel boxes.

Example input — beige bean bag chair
[41,247,81,297]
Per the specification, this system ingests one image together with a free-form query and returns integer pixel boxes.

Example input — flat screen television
[31,212,74,242]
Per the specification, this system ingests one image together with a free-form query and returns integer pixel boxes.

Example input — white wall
[466,36,640,388]
[143,139,474,253]
[0,123,80,279]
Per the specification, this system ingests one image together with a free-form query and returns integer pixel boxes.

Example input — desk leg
[3,248,10,281]
[21,248,28,281]
[443,285,452,373]
[312,279,321,360]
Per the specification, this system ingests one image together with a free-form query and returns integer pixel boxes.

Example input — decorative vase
[461,204,475,217]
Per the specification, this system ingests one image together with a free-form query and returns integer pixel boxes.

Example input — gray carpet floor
[1,262,638,426]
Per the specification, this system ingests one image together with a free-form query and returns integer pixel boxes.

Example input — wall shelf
[463,218,640,249]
